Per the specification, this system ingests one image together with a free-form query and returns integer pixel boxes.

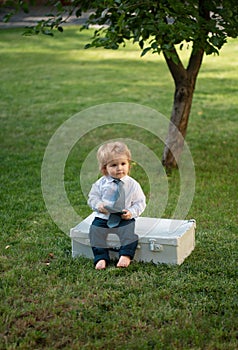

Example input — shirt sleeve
[126,181,146,219]
[87,181,102,212]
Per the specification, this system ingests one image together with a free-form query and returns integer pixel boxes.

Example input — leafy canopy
[80,0,238,57]
[2,1,238,60]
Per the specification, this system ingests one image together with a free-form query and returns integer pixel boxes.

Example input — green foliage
[0,28,238,349]
[82,0,238,57]
[2,1,238,58]
[2,0,33,22]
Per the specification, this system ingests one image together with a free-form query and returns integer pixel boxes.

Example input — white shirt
[88,175,146,220]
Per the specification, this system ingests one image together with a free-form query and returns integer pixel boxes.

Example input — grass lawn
[0,26,238,350]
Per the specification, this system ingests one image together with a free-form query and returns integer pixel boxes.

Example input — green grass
[0,26,238,349]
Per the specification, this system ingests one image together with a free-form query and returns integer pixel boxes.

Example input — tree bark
[162,47,204,169]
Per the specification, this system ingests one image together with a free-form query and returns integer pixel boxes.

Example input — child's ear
[128,161,131,174]
[101,166,107,175]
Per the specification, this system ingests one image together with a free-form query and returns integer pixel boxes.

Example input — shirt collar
[106,175,128,183]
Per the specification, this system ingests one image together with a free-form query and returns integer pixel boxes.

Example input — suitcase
[70,213,196,265]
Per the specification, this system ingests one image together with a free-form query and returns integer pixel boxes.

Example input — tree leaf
[75,9,82,18]
[141,47,151,57]
[139,40,144,49]
[42,30,54,36]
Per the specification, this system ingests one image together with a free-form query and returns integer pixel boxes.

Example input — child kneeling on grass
[88,141,146,270]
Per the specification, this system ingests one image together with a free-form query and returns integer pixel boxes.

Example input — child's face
[105,157,130,179]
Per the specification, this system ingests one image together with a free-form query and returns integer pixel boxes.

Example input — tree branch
[162,46,186,85]
[187,47,204,78]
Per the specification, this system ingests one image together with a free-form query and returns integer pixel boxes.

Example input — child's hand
[97,203,109,214]
[121,210,132,220]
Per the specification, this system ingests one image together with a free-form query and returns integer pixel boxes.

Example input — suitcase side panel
[134,243,179,265]
[177,225,195,264]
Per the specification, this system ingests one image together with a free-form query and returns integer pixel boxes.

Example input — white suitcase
[70,213,196,265]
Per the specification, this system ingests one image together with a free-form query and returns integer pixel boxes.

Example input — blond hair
[97,141,131,175]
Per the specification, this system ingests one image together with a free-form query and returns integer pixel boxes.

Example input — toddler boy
[88,141,146,270]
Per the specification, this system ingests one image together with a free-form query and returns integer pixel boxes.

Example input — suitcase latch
[149,239,163,252]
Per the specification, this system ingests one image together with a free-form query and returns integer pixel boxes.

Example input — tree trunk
[162,78,195,169]
[162,47,204,169]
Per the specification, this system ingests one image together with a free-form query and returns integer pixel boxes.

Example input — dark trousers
[89,217,138,265]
